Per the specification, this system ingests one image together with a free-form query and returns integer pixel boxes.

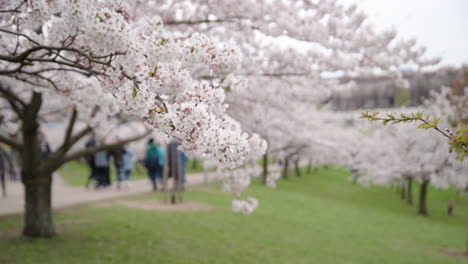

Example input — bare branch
[62,130,151,164]
[62,108,78,148]
[0,133,22,150]
[165,19,230,25]
[0,0,26,13]
[66,126,93,150]
[0,85,26,107]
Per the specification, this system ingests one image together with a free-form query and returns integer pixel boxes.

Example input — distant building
[331,67,462,110]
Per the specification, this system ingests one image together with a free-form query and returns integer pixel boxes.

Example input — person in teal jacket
[144,138,164,191]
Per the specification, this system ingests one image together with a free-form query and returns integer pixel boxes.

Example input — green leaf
[132,86,138,99]
[160,38,169,45]
[95,13,105,23]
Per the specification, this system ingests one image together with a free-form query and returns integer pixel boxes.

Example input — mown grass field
[1,167,467,264]
[58,159,204,186]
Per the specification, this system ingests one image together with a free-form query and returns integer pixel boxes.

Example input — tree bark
[400,182,406,200]
[0,169,5,198]
[395,183,401,194]
[20,92,56,237]
[294,159,301,177]
[448,201,455,216]
[22,173,55,237]
[406,178,413,205]
[1,90,153,239]
[282,157,289,179]
[262,153,268,185]
[418,179,430,216]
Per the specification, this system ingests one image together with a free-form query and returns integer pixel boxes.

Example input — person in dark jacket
[85,135,97,189]
[110,146,125,188]
[94,138,111,188]
[145,138,164,191]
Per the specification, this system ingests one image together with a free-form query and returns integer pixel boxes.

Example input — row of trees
[0,0,440,238]
[355,86,468,216]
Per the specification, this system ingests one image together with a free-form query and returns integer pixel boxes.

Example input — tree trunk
[262,153,268,185]
[400,182,406,200]
[20,92,56,237]
[192,159,198,170]
[447,201,455,216]
[306,160,312,174]
[282,158,289,179]
[418,179,430,216]
[0,169,5,198]
[406,178,413,205]
[294,159,301,177]
[22,173,56,237]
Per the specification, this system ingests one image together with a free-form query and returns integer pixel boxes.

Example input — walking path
[0,172,215,216]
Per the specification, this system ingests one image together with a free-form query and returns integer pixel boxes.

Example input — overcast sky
[343,0,468,67]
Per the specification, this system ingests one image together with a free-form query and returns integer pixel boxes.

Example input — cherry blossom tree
[132,0,439,188]
[356,85,468,215]
[0,0,260,237]
[0,0,443,237]
[361,86,468,160]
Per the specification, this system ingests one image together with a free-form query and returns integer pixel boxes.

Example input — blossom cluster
[232,197,258,215]
[0,0,264,169]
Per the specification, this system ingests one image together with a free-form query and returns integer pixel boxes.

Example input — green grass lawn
[186,159,204,174]
[1,167,467,264]
[58,159,204,186]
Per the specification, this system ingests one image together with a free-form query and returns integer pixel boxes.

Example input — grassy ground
[1,167,467,264]
[58,159,204,186]
[186,159,204,174]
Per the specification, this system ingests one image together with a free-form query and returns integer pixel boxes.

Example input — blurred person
[84,135,97,189]
[118,145,134,189]
[0,144,15,197]
[94,138,111,188]
[144,138,164,191]
[166,139,185,203]
[38,129,51,158]
[110,146,125,188]
[180,151,187,190]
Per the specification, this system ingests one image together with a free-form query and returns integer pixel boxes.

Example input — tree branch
[165,19,230,25]
[66,126,93,150]
[0,0,26,13]
[0,85,26,107]
[62,108,77,148]
[45,125,93,170]
[0,133,23,150]
[62,130,151,164]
